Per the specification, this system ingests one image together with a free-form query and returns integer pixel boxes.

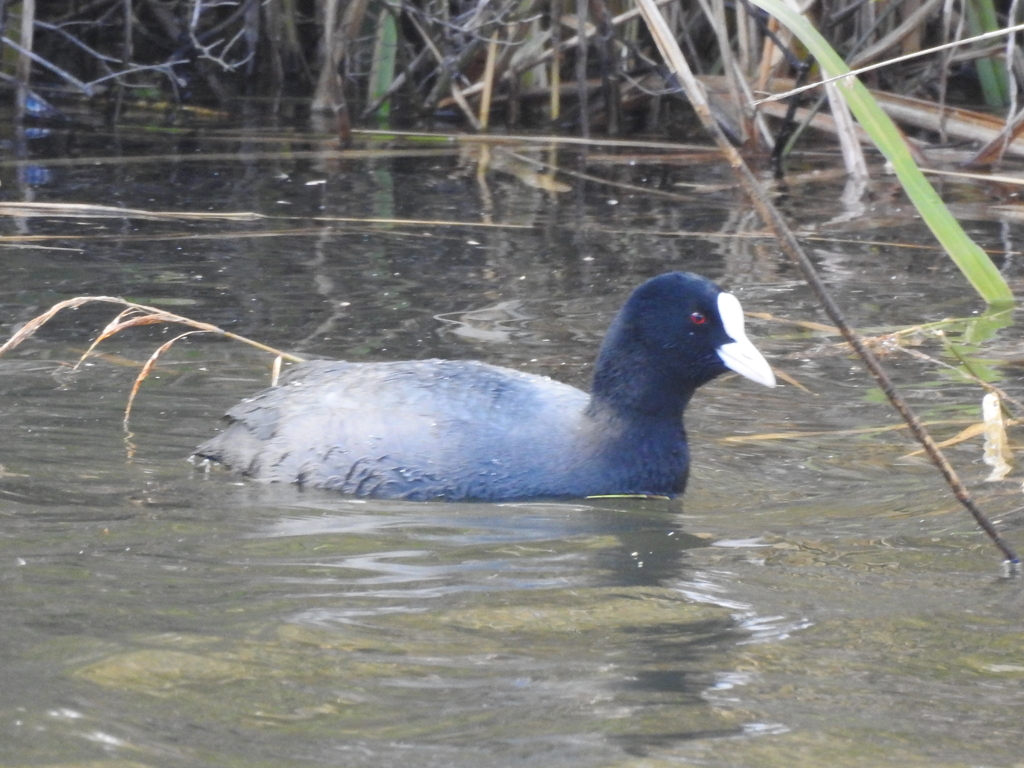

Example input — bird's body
[202,359,686,500]
[195,272,775,501]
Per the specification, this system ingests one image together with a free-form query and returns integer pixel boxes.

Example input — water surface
[1,109,1023,767]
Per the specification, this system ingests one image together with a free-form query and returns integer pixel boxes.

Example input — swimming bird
[195,272,775,501]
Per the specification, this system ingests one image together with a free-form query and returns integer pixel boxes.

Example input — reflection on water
[0,109,1023,766]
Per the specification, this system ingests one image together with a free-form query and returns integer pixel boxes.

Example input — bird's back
[196,359,597,500]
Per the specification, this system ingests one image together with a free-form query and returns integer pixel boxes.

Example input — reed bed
[3,0,1022,155]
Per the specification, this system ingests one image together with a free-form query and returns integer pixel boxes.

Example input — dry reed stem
[77,308,152,367]
[923,168,1024,186]
[772,369,813,393]
[0,202,263,221]
[898,421,1002,458]
[8,227,962,253]
[969,108,1024,165]
[405,11,480,129]
[745,312,838,333]
[0,296,302,362]
[0,296,305,417]
[0,297,100,359]
[723,419,978,443]
[479,31,499,129]
[0,200,537,231]
[825,79,869,177]
[457,0,676,101]
[16,0,36,102]
[846,0,944,69]
[356,128,710,150]
[575,0,590,137]
[123,330,210,428]
[549,0,562,122]
[695,0,747,141]
[0,148,465,170]
[757,19,1024,105]
[0,227,472,245]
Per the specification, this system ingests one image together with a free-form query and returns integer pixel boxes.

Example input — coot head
[590,272,774,418]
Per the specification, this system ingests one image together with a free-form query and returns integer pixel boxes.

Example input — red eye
[690,311,706,325]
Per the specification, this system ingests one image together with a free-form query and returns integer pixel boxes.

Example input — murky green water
[1,107,1023,767]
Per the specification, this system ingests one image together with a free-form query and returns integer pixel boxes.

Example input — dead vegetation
[4,0,1024,163]
[0,295,302,426]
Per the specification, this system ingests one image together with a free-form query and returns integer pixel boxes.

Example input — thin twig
[754,20,1024,105]
[4,35,92,95]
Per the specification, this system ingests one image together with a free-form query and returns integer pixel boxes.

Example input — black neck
[587,323,696,422]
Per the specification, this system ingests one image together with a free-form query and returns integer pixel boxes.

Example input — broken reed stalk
[478,31,499,130]
[15,0,36,117]
[635,0,1021,570]
[591,0,621,136]
[576,0,590,137]
[0,296,304,427]
[550,0,563,123]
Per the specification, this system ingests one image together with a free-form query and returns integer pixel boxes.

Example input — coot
[195,272,775,500]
